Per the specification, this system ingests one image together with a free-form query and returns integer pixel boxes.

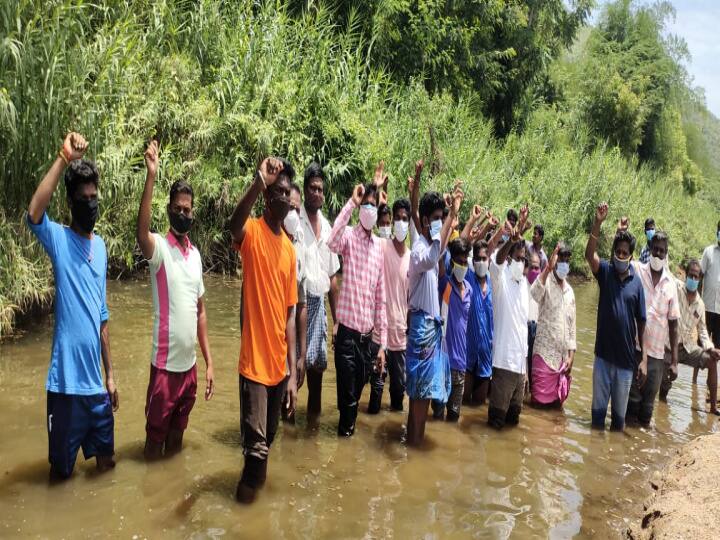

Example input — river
[1,276,718,539]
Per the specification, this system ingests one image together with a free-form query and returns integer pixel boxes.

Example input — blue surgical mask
[501,234,509,243]
[429,219,442,240]
[646,229,655,242]
[555,262,570,280]
[613,255,631,274]
[686,277,700,292]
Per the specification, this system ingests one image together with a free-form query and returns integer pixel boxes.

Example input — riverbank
[628,431,720,539]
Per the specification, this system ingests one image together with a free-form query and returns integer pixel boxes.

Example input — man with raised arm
[27,132,118,479]
[136,140,214,460]
[585,203,646,431]
[406,183,463,445]
[327,170,388,437]
[229,157,298,503]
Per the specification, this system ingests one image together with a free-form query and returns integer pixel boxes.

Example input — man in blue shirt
[27,132,118,479]
[585,203,646,431]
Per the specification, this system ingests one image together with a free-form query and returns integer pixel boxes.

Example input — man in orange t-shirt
[229,157,298,504]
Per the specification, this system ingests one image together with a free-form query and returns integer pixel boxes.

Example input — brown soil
[627,432,720,540]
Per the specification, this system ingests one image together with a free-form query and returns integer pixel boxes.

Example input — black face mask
[71,198,99,233]
[169,211,193,235]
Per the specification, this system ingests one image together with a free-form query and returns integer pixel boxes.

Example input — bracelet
[590,232,599,240]
[58,149,69,165]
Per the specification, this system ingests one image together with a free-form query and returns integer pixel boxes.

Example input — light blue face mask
[612,255,631,274]
[555,262,570,279]
[501,234,509,243]
[429,219,442,239]
[686,277,700,292]
[646,229,655,242]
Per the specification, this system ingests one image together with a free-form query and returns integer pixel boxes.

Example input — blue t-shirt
[594,260,646,371]
[439,274,472,372]
[27,213,109,395]
[466,270,494,378]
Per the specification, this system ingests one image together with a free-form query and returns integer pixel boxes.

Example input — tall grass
[0,0,715,336]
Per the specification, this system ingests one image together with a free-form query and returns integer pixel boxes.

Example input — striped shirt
[328,200,387,348]
[634,262,679,359]
[149,232,205,372]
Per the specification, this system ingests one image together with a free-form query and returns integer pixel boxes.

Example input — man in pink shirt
[137,141,215,460]
[626,230,679,427]
[328,182,387,437]
[368,198,412,413]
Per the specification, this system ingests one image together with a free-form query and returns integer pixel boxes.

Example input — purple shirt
[439,274,472,372]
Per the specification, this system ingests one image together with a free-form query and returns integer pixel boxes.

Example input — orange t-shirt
[238,217,298,385]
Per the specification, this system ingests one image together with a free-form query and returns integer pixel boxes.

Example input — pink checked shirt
[635,262,679,359]
[328,200,387,348]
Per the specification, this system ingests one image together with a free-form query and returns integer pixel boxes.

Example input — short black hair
[557,241,572,258]
[378,203,391,220]
[169,180,194,205]
[64,159,99,199]
[509,241,526,258]
[644,217,655,229]
[473,240,489,256]
[507,209,518,223]
[362,183,378,204]
[303,162,325,188]
[650,230,669,248]
[449,237,471,259]
[289,182,302,197]
[612,230,636,255]
[392,198,411,218]
[277,158,296,182]
[534,224,544,238]
[685,258,701,274]
[419,191,445,221]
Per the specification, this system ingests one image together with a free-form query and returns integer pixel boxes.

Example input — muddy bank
[628,432,720,539]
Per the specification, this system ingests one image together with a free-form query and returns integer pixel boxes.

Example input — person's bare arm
[229,158,284,245]
[637,319,648,386]
[440,183,463,253]
[461,205,486,240]
[285,306,298,415]
[296,301,307,389]
[197,296,214,400]
[29,133,88,224]
[100,321,119,411]
[137,140,159,259]
[495,221,516,266]
[667,319,679,380]
[585,203,607,275]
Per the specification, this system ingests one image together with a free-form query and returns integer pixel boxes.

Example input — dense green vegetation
[1,0,718,336]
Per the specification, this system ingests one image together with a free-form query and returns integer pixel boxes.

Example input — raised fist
[62,132,88,162]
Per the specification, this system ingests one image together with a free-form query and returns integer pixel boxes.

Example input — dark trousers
[239,376,286,489]
[626,356,664,426]
[334,324,378,436]
[526,320,537,389]
[368,349,407,413]
[707,311,720,348]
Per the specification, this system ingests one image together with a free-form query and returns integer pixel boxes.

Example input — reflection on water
[1,276,718,539]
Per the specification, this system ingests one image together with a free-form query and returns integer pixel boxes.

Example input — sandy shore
[627,431,720,539]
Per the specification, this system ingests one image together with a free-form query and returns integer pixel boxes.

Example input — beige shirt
[530,273,576,370]
[671,277,713,355]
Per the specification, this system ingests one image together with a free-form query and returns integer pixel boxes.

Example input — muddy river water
[1,275,718,539]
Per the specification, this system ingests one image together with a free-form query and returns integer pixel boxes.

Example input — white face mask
[359,204,378,230]
[429,219,442,240]
[555,262,570,280]
[393,220,409,242]
[649,255,665,272]
[510,259,525,282]
[378,226,392,239]
[474,260,488,277]
[452,263,468,283]
[283,209,300,236]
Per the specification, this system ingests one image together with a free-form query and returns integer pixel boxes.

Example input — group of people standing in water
[27,132,720,503]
